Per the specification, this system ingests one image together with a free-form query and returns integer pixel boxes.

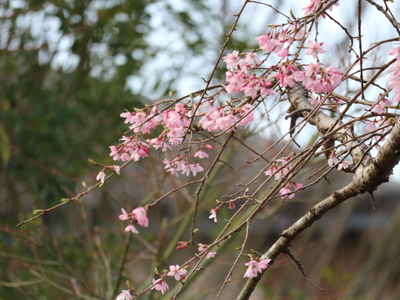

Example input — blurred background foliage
[0,0,236,221]
[1,0,400,299]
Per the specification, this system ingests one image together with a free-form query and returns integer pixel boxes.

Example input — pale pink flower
[265,165,278,177]
[389,46,400,60]
[198,245,217,259]
[125,223,139,234]
[243,258,271,278]
[277,48,289,59]
[372,98,392,115]
[149,136,171,152]
[167,265,187,281]
[119,208,130,220]
[365,120,377,132]
[293,183,304,190]
[209,208,218,222]
[109,145,121,160]
[96,170,106,185]
[110,165,121,175]
[194,149,209,159]
[255,34,276,52]
[328,152,339,167]
[132,207,149,227]
[116,290,132,300]
[243,261,258,278]
[206,251,216,258]
[151,278,169,294]
[279,185,293,198]
[163,159,179,176]
[304,40,326,59]
[237,103,255,127]
[244,51,261,67]
[181,162,204,177]
[120,110,134,123]
[338,160,351,170]
[218,114,237,132]
[223,50,240,70]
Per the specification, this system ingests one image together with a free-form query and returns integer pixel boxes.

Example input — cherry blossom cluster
[116,264,188,298]
[223,23,342,101]
[151,264,188,295]
[243,257,272,278]
[101,100,255,183]
[328,152,351,171]
[119,207,149,234]
[302,0,339,16]
[264,156,303,199]
[361,46,400,148]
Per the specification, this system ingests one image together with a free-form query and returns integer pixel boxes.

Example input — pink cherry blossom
[389,46,400,60]
[194,149,209,159]
[151,278,169,294]
[223,50,240,70]
[328,152,339,167]
[96,170,106,185]
[116,290,132,300]
[167,265,187,281]
[181,162,204,176]
[279,185,294,198]
[237,103,255,127]
[338,160,351,171]
[293,183,304,190]
[198,245,217,258]
[119,208,130,220]
[304,40,327,59]
[244,51,261,67]
[243,258,272,278]
[132,207,149,227]
[209,208,218,222]
[125,223,139,234]
[372,98,393,115]
[109,165,120,175]
[255,34,277,52]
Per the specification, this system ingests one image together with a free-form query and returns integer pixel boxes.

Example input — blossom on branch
[118,207,149,234]
[151,278,169,294]
[167,265,187,281]
[116,290,132,300]
[209,208,218,223]
[96,170,106,185]
[243,258,272,278]
[198,244,217,259]
[304,40,327,59]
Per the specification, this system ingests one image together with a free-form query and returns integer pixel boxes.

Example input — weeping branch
[236,84,400,299]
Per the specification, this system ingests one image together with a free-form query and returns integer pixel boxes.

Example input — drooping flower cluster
[328,152,351,171]
[104,100,255,181]
[264,156,303,199]
[302,0,339,16]
[96,165,120,186]
[223,23,342,100]
[243,257,272,278]
[116,290,132,300]
[119,207,149,234]
[198,244,217,259]
[150,265,188,295]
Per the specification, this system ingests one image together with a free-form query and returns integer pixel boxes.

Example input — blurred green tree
[0,0,224,224]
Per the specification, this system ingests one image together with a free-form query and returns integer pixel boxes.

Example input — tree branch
[236,117,400,299]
